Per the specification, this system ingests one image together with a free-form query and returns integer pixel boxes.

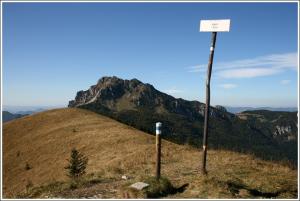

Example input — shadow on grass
[144,177,189,198]
[226,181,290,198]
[176,183,189,193]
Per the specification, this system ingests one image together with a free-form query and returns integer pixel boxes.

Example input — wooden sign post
[155,122,162,180]
[200,19,231,174]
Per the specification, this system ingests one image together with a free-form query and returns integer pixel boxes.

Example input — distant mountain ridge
[2,111,28,123]
[3,105,61,114]
[69,76,298,164]
[226,106,298,114]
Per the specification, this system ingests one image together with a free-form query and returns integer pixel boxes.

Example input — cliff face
[69,76,298,164]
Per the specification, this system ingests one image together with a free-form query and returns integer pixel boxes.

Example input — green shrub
[144,177,176,198]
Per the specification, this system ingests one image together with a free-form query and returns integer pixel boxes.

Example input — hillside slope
[3,108,298,198]
[68,76,297,163]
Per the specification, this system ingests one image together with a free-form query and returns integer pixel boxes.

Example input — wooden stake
[201,32,217,175]
[156,122,162,180]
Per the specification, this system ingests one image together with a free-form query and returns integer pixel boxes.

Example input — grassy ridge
[80,103,297,164]
[3,108,298,198]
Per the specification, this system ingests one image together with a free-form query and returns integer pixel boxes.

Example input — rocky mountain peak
[68,76,155,108]
[68,76,234,121]
[97,76,124,86]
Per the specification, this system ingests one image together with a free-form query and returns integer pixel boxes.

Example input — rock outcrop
[68,76,233,120]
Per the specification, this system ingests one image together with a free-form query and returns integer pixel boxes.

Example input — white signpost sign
[200,19,231,32]
[199,19,231,175]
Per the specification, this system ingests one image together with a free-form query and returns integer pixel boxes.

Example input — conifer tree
[65,148,88,179]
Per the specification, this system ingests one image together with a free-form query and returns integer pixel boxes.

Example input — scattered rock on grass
[122,175,129,180]
[130,182,149,190]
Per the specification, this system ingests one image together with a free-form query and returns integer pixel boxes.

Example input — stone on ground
[130,182,149,190]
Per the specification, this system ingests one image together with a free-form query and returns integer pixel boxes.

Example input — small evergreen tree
[65,148,88,179]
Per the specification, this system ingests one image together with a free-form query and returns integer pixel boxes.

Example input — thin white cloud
[218,68,281,78]
[280,79,291,85]
[219,84,237,89]
[188,52,298,79]
[163,88,183,94]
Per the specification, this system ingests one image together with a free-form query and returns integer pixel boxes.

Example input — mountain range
[2,111,28,123]
[226,106,298,114]
[68,76,298,164]
[2,106,58,123]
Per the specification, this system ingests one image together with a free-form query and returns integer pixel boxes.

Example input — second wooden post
[155,122,162,180]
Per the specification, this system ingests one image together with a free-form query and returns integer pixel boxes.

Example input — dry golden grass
[3,108,298,198]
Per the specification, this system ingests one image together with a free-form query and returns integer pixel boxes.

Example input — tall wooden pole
[201,32,217,175]
[156,122,162,180]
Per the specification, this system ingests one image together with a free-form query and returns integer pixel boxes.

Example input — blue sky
[2,2,298,107]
